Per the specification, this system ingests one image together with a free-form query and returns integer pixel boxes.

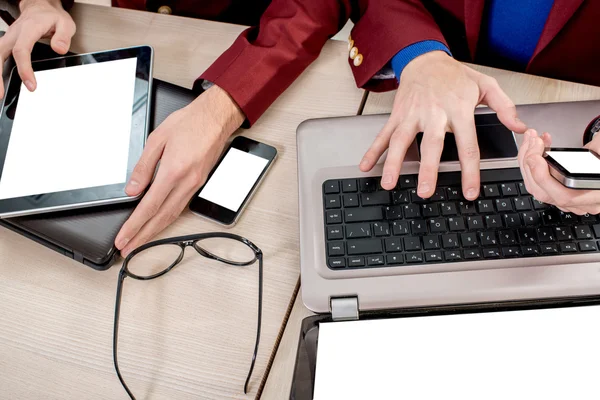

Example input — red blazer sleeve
[197,0,353,126]
[349,0,447,92]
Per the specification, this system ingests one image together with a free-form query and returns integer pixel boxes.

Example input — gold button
[157,5,172,14]
[349,46,358,60]
[348,34,352,42]
[353,53,363,67]
[348,40,354,51]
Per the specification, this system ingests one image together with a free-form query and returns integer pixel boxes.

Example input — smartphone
[544,148,600,189]
[416,113,518,162]
[189,136,277,226]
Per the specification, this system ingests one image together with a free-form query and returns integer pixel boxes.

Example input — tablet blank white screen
[0,57,138,200]
[315,305,600,400]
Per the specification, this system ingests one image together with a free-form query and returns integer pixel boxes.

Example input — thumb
[50,17,76,55]
[479,76,528,134]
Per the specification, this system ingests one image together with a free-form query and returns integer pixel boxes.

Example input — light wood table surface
[0,3,364,400]
[261,65,600,399]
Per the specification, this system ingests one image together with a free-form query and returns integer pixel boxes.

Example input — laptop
[291,100,600,398]
[0,39,196,270]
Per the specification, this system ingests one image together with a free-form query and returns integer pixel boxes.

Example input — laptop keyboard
[323,168,600,270]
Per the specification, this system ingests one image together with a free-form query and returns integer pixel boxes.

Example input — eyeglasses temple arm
[244,253,263,394]
[113,269,136,400]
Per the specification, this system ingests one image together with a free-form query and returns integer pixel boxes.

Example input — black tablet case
[0,38,197,270]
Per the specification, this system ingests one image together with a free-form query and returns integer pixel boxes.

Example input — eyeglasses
[112,232,263,399]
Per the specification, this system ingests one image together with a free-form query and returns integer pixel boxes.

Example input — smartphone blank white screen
[0,57,138,200]
[546,150,600,174]
[199,148,268,212]
[315,305,600,400]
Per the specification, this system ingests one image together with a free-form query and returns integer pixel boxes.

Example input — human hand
[360,51,527,200]
[0,0,75,97]
[519,129,600,215]
[115,85,245,256]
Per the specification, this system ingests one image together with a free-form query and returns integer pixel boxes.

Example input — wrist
[191,85,245,141]
[20,0,62,12]
[403,50,451,77]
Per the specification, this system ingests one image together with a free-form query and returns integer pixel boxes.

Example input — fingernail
[24,80,34,91]
[57,40,68,50]
[467,188,477,199]
[418,182,430,195]
[121,248,131,258]
[359,158,369,168]
[126,180,139,192]
[382,174,393,185]
[116,237,130,250]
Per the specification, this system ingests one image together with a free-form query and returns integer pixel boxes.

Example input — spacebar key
[345,207,383,223]
[347,239,383,255]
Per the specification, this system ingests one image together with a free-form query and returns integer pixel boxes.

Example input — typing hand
[359,51,527,200]
[519,129,600,215]
[115,85,245,256]
[0,0,76,97]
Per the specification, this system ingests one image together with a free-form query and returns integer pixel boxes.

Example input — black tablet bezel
[0,46,153,217]
[544,147,600,179]
[189,136,277,225]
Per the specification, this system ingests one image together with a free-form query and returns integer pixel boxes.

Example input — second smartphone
[189,136,277,226]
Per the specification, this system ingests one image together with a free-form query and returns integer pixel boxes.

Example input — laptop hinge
[330,296,359,321]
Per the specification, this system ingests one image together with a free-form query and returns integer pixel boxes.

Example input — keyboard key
[574,225,594,240]
[541,209,561,225]
[594,224,600,238]
[328,258,346,268]
[503,213,521,228]
[560,212,578,224]
[347,256,365,267]
[467,216,484,230]
[343,194,359,207]
[384,238,403,252]
[513,197,532,211]
[483,248,501,258]
[359,178,378,192]
[373,222,390,237]
[327,226,343,240]
[392,190,409,204]
[392,220,410,236]
[555,226,574,241]
[430,189,447,201]
[327,242,345,256]
[521,211,541,226]
[324,180,339,194]
[579,241,598,252]
[403,204,421,219]
[518,228,538,244]
[325,194,341,209]
[448,217,466,231]
[347,239,383,255]
[361,192,391,206]
[409,189,428,203]
[425,251,444,262]
[442,234,459,249]
[482,184,499,198]
[521,245,540,256]
[464,249,481,259]
[341,179,357,193]
[537,227,556,242]
[581,213,599,224]
[440,202,458,216]
[403,236,422,251]
[502,246,522,257]
[345,208,383,223]
[559,243,577,253]
[499,230,517,246]
[459,201,476,215]
[429,218,447,233]
[367,255,385,266]
[405,253,424,263]
[541,244,559,255]
[399,175,417,189]
[460,232,478,247]
[423,235,441,250]
[518,182,529,195]
[495,199,512,212]
[444,250,463,261]
[410,220,428,234]
[485,215,503,229]
[345,223,371,239]
[500,183,518,196]
[479,231,498,246]
[447,187,461,200]
[422,204,439,217]
[385,205,403,220]
[477,200,494,213]
[532,198,549,210]
[386,254,404,265]
[326,210,342,224]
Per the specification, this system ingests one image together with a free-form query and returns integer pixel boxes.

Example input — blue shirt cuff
[391,41,452,81]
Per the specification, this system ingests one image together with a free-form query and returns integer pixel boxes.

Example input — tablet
[0,46,153,218]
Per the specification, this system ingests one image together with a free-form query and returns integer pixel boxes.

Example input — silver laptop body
[298,101,600,314]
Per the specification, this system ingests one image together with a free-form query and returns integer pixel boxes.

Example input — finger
[478,76,527,133]
[121,184,193,256]
[451,113,480,200]
[519,130,550,201]
[50,16,76,55]
[126,135,165,196]
[541,132,552,147]
[13,27,43,91]
[115,168,174,250]
[360,119,395,172]
[380,125,416,190]
[416,119,447,198]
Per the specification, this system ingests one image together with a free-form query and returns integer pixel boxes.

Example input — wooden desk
[0,4,364,399]
[261,65,600,399]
